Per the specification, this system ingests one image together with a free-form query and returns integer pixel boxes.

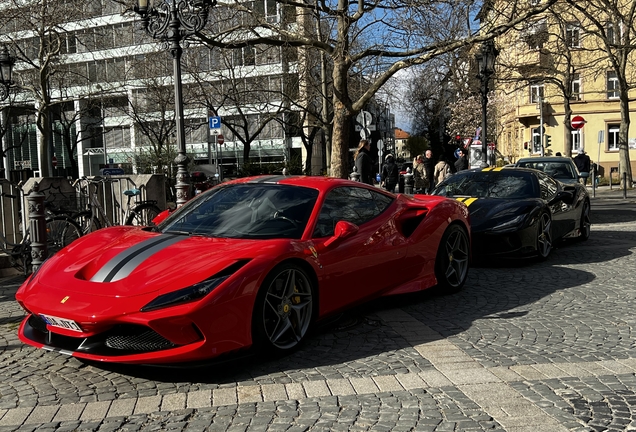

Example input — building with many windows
[485,1,636,179]
[0,0,333,181]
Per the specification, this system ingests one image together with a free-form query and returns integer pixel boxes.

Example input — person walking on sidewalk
[354,139,374,185]
[423,150,435,193]
[573,149,591,185]
[381,154,399,193]
[433,155,453,187]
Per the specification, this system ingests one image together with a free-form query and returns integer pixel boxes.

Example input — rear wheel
[434,224,470,293]
[46,216,83,256]
[536,212,552,260]
[253,263,314,353]
[125,203,162,226]
[578,200,591,241]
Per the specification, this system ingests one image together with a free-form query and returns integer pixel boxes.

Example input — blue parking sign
[209,116,222,129]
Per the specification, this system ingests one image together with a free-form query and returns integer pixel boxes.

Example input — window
[566,23,581,48]
[607,22,616,44]
[571,129,582,152]
[530,84,544,103]
[254,0,279,23]
[523,18,548,49]
[313,187,393,238]
[608,124,620,151]
[571,74,581,101]
[607,71,619,98]
[106,126,131,149]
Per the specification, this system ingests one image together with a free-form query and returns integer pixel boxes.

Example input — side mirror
[324,220,359,248]
[548,190,574,206]
[579,172,589,178]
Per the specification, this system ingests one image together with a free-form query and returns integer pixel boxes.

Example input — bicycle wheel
[125,203,162,226]
[74,210,101,235]
[46,216,83,256]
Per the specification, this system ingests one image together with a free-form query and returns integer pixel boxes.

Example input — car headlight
[140,260,250,312]
[490,214,526,232]
[140,276,229,312]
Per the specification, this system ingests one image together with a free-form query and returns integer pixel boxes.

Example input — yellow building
[492,3,636,182]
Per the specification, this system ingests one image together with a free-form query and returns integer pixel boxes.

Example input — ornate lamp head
[0,45,15,101]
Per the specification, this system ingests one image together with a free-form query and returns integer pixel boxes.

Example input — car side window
[313,187,393,237]
[536,172,558,200]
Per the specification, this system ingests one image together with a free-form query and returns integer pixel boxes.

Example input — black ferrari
[431,167,591,261]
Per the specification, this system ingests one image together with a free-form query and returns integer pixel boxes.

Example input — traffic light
[533,135,540,148]
[524,141,528,150]
[545,135,552,147]
[455,134,462,146]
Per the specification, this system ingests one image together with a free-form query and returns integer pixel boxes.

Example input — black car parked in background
[432,167,591,262]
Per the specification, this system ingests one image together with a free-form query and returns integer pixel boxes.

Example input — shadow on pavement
[88,229,634,384]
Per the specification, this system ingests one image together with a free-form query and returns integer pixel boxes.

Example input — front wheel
[125,203,162,226]
[253,263,314,354]
[536,212,552,260]
[434,224,470,293]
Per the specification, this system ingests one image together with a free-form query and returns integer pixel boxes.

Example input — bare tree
[196,0,557,178]
[0,0,97,177]
[562,0,635,187]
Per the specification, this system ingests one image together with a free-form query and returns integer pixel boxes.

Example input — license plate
[40,314,82,332]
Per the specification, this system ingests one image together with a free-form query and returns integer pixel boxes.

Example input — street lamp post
[475,39,498,168]
[0,45,16,101]
[134,0,216,206]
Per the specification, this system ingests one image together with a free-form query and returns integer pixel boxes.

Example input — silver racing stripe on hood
[90,234,186,283]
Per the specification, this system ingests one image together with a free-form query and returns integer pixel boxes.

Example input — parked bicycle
[0,190,83,275]
[74,176,162,233]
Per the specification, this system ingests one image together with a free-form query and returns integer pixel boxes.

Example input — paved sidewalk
[0,198,634,431]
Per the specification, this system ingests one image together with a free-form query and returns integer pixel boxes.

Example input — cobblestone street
[0,193,635,431]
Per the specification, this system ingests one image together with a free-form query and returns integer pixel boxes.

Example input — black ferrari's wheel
[579,200,591,241]
[536,212,552,260]
[254,263,314,352]
[434,224,470,293]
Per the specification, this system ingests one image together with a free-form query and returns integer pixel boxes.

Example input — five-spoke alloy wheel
[435,224,470,293]
[536,212,552,260]
[254,264,314,352]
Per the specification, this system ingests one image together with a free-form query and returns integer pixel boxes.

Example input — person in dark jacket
[454,148,469,172]
[573,149,591,185]
[381,154,399,193]
[423,150,435,193]
[354,139,374,185]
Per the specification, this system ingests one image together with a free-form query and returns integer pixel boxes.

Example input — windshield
[433,171,538,199]
[157,184,319,239]
[516,161,577,180]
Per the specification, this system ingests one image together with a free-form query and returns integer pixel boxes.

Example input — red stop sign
[52,155,57,168]
[571,115,585,129]
[217,134,224,145]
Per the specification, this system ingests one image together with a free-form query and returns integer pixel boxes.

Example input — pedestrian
[413,155,429,193]
[454,148,469,172]
[573,148,591,185]
[381,154,399,193]
[354,139,374,185]
[433,155,452,187]
[555,152,562,156]
[423,150,435,193]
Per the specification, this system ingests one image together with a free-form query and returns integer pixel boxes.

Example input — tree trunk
[330,101,352,179]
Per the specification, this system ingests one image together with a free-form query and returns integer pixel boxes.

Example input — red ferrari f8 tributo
[16,176,470,364]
